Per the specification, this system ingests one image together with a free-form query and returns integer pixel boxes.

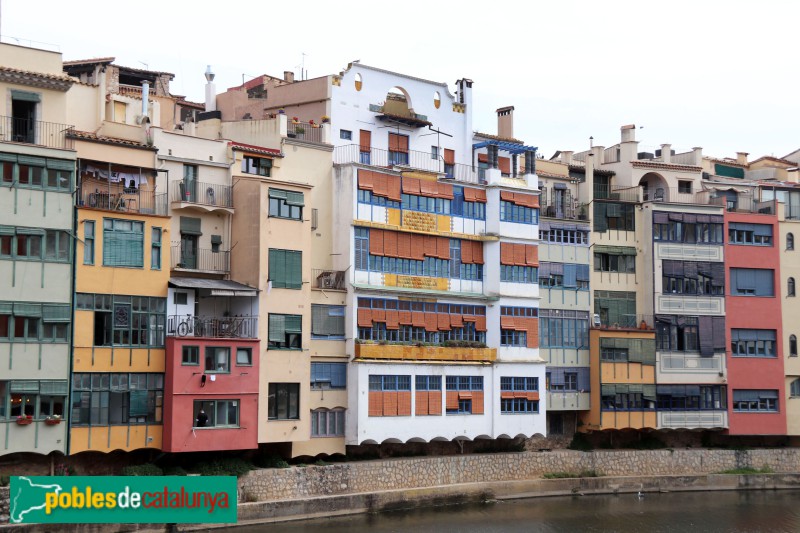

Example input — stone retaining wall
[240,449,800,501]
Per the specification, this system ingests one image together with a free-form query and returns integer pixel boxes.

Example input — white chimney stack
[204,65,216,112]
[141,81,150,119]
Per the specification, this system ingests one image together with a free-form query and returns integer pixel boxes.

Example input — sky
[3,0,798,160]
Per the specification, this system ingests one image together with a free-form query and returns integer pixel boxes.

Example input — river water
[222,490,800,533]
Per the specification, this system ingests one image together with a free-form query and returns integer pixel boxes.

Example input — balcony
[286,121,324,143]
[167,314,257,339]
[658,410,727,429]
[0,116,74,150]
[170,180,233,213]
[79,189,167,215]
[657,352,725,381]
[170,244,230,273]
[312,269,347,290]
[334,144,481,184]
[656,294,725,315]
[547,391,590,411]
[593,314,655,330]
[355,342,496,363]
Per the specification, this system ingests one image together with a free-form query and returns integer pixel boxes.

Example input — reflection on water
[220,490,800,533]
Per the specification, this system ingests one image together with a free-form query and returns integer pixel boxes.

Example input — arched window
[791,335,798,357]
[789,277,796,297]
[788,233,795,250]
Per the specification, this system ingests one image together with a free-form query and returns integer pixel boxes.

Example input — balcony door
[12,92,38,144]
[180,234,198,269]
[182,164,198,203]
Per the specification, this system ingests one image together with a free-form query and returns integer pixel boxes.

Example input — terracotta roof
[749,155,796,167]
[67,130,156,151]
[175,98,205,110]
[228,141,282,157]
[568,164,615,176]
[63,57,115,66]
[707,157,747,168]
[0,66,74,91]
[474,131,524,144]
[631,160,702,172]
[536,170,570,179]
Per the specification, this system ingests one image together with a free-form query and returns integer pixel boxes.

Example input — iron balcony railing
[171,180,233,209]
[312,269,347,290]
[593,314,656,330]
[287,121,323,143]
[79,189,167,215]
[0,116,74,150]
[170,244,230,273]
[593,185,641,203]
[167,314,257,339]
[333,144,482,184]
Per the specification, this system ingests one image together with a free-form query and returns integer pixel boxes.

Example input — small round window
[354,73,363,91]
[433,91,441,109]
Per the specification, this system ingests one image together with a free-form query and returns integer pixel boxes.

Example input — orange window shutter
[525,244,539,266]
[357,308,373,327]
[397,232,412,259]
[500,243,514,265]
[383,391,398,416]
[501,391,515,399]
[471,241,484,265]
[385,310,400,329]
[514,192,534,207]
[402,176,421,195]
[498,156,511,174]
[398,135,409,152]
[368,391,383,416]
[424,235,438,257]
[373,174,388,198]
[513,243,526,266]
[387,175,402,201]
[430,391,442,415]
[398,391,412,416]
[437,237,451,260]
[411,311,426,327]
[369,229,385,256]
[527,391,540,401]
[438,313,451,330]
[389,133,400,152]
[446,391,459,410]
[450,314,464,328]
[460,240,473,264]
[475,315,487,332]
[500,190,515,202]
[360,130,371,152]
[372,309,386,322]
[472,391,484,414]
[526,317,539,348]
[444,149,455,165]
[478,153,488,163]
[416,392,429,416]
[458,391,473,400]
[424,313,438,332]
[530,194,540,209]
[438,182,454,199]
[463,187,477,202]
[383,230,398,258]
[411,234,426,261]
[475,189,487,203]
[399,311,413,325]
[501,315,516,329]
[358,170,375,191]
[420,179,438,197]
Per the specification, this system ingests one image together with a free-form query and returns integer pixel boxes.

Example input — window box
[44,415,62,425]
[16,415,33,425]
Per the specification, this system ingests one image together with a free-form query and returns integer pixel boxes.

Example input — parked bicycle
[176,315,205,337]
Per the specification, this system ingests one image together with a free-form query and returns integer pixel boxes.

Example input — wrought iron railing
[0,116,74,150]
[170,245,230,273]
[171,180,233,208]
[287,121,323,143]
[79,189,167,215]
[167,314,257,339]
[593,314,655,330]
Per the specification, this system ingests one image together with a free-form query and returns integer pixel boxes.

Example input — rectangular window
[311,408,345,437]
[499,376,539,414]
[539,228,589,245]
[662,261,725,295]
[268,314,302,349]
[83,293,165,347]
[501,265,538,284]
[593,248,636,273]
[71,373,163,426]
[431,146,439,160]
[500,201,539,225]
[593,202,635,232]
[388,133,409,165]
[311,362,347,389]
[0,301,71,343]
[268,188,304,220]
[182,345,199,365]
[242,156,272,177]
[730,268,774,297]
[236,347,252,366]
[593,290,636,328]
[193,399,239,428]
[103,218,144,267]
[657,385,727,410]
[84,221,95,265]
[732,390,778,412]
[501,330,527,346]
[268,383,300,420]
[311,305,345,339]
[354,228,369,270]
[728,223,773,246]
[340,129,352,141]
[204,347,230,373]
[369,375,412,391]
[173,292,188,305]
[539,310,590,349]
[445,376,484,391]
[151,227,161,270]
[538,263,590,290]
[678,180,692,194]
[268,249,302,289]
[44,230,70,262]
[731,329,776,357]
[415,375,442,391]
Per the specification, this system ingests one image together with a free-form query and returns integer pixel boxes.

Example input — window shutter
[285,191,305,207]
[444,149,455,165]
[40,380,68,395]
[210,235,222,245]
[18,155,46,167]
[284,315,302,333]
[269,188,288,200]
[46,159,74,171]
[593,203,608,232]
[268,314,285,342]
[359,130,371,152]
[11,89,41,102]
[563,264,577,288]
[287,250,302,289]
[179,216,202,236]
[42,304,71,322]
[10,381,40,393]
[129,390,148,416]
[13,303,42,317]
[269,249,286,288]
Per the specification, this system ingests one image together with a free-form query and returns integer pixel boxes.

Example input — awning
[169,277,258,297]
[472,140,538,155]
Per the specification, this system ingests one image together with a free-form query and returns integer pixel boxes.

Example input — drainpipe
[66,159,80,458]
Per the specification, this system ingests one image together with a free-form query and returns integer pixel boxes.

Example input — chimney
[736,152,749,166]
[621,124,636,143]
[561,151,574,165]
[692,147,703,166]
[497,106,514,139]
[204,65,216,112]
[284,70,295,83]
[660,144,672,163]
[140,81,150,119]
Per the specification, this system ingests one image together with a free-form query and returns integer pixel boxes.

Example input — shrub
[719,466,774,475]
[163,466,188,476]
[568,433,593,452]
[122,464,163,476]
[542,470,600,479]
[630,435,667,450]
[196,458,254,478]
[253,455,290,469]
[0,475,9,486]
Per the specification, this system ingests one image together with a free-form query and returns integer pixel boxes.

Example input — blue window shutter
[563,264,577,288]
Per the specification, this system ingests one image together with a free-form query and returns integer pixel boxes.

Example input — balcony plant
[295,126,306,136]
[16,415,33,425]
[321,115,330,124]
[292,116,299,124]
[45,415,62,425]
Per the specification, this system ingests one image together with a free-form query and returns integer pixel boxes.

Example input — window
[211,235,221,254]
[732,390,778,412]
[731,330,777,357]
[182,165,198,202]
[791,379,800,398]
[401,193,451,215]
[730,268,775,297]
[662,261,725,295]
[500,201,539,225]
[268,314,302,349]
[539,228,589,245]
[501,330,527,346]
[182,346,199,365]
[0,228,70,263]
[0,301,70,343]
[79,293,166,347]
[103,218,144,267]
[242,156,272,177]
[354,227,369,270]
[444,376,483,415]
[600,384,655,411]
[388,133,409,165]
[431,146,439,160]
[268,383,300,420]
[205,347,230,373]
[113,100,127,122]
[84,221,95,265]
[268,249,302,289]
[71,373,163,425]
[369,375,412,391]
[451,187,486,220]
[151,227,161,270]
[789,278,796,297]
[311,362,346,389]
[656,316,699,352]
[594,290,636,328]
[311,408,345,437]
[657,385,726,410]
[268,188,304,220]
[43,229,70,262]
[501,265,538,284]
[728,223,773,246]
[359,130,371,164]
[340,129,352,141]
[538,263,590,290]
[193,399,239,428]
[3,380,67,420]
[594,249,636,273]
[500,376,539,414]
[594,202,635,232]
[539,310,590,349]
[311,305,345,339]
[791,335,798,357]
[173,292,188,306]
[236,348,252,366]
[653,213,724,243]
[0,156,72,191]
[678,180,692,194]
[416,375,441,391]
[788,233,795,251]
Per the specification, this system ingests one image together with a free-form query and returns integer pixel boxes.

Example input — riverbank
[3,449,800,531]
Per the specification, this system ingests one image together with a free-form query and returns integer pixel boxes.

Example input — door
[12,99,36,143]
[183,165,198,203]
[180,234,198,269]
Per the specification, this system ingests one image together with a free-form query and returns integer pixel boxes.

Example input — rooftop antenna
[139,61,149,71]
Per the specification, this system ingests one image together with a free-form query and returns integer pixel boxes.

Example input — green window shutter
[11,90,41,102]
[269,188,288,200]
[268,314,285,342]
[46,159,75,171]
[16,227,46,235]
[593,203,608,232]
[40,380,69,395]
[287,250,302,289]
[103,220,144,267]
[13,303,42,317]
[0,153,17,163]
[312,305,344,336]
[18,155,46,167]
[10,380,40,393]
[0,226,14,235]
[129,390,148,416]
[210,235,222,245]
[284,314,302,333]
[601,384,615,395]
[0,302,13,314]
[269,249,286,288]
[285,191,305,207]
[42,304,71,322]
[179,216,202,236]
